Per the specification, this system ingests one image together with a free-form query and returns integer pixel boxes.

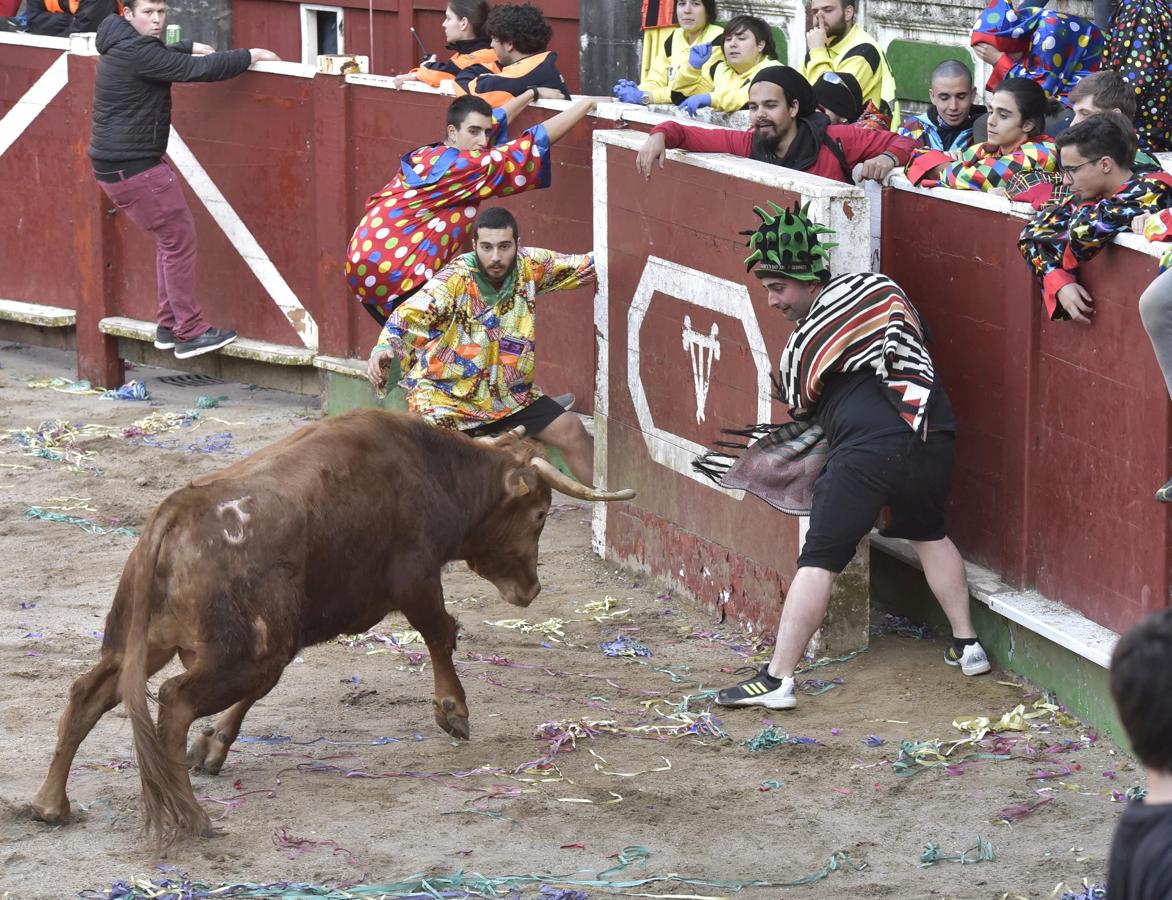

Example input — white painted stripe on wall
[0,53,67,161]
[167,127,319,350]
[591,136,610,558]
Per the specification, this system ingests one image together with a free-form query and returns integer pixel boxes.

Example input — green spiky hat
[743,200,838,282]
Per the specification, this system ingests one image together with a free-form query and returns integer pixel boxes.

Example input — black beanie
[749,65,817,118]
[812,71,863,122]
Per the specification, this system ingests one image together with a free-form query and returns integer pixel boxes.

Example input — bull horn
[530,457,635,502]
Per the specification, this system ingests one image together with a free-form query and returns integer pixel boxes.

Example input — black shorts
[464,394,565,438]
[797,430,956,573]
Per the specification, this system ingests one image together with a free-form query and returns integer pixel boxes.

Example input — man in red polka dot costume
[346,91,597,324]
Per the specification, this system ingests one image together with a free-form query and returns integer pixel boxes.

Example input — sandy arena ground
[0,343,1132,899]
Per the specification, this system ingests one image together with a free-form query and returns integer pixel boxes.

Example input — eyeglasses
[821,72,844,85]
[1060,156,1105,176]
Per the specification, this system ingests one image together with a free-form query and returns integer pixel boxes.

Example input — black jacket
[26,0,118,37]
[89,14,251,166]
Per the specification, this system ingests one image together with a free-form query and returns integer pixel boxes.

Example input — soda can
[164,24,181,45]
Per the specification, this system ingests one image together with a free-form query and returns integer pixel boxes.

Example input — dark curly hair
[485,3,554,55]
[1111,609,1172,773]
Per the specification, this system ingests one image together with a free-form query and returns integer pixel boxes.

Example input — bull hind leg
[402,582,469,740]
[186,687,273,776]
[151,656,286,838]
[30,645,176,825]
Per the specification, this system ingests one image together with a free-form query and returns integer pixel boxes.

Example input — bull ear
[504,467,532,497]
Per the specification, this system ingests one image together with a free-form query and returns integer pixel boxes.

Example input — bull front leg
[402,583,469,740]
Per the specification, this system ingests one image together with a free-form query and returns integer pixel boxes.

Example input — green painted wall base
[321,363,575,477]
[870,549,1129,750]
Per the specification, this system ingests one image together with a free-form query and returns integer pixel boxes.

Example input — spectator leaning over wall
[898,59,986,152]
[1102,0,1171,153]
[907,77,1057,201]
[692,201,990,712]
[636,66,916,184]
[670,14,782,116]
[26,0,119,36]
[1130,213,1172,501]
[393,1,499,91]
[801,0,896,116]
[1066,70,1162,170]
[1018,113,1172,323]
[1106,609,1172,880]
[812,71,890,130]
[455,2,571,107]
[89,0,279,359]
[970,0,1103,104]
[346,94,598,325]
[614,0,723,106]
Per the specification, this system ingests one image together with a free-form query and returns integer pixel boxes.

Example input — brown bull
[29,408,632,846]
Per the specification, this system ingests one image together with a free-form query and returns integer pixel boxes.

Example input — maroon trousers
[96,162,209,341]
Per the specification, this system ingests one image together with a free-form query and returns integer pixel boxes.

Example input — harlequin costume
[1019,172,1172,319]
[971,0,1103,101]
[1103,0,1172,152]
[345,110,551,321]
[373,247,595,431]
[907,138,1058,199]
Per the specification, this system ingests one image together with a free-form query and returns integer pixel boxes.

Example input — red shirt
[650,119,918,184]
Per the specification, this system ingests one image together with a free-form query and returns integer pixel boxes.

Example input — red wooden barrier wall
[882,186,1172,634]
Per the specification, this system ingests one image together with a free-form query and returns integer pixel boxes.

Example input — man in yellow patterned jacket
[367,206,597,482]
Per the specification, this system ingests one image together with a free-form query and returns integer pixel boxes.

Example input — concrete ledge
[99,317,315,366]
[871,533,1119,669]
[99,317,318,394]
[0,299,75,328]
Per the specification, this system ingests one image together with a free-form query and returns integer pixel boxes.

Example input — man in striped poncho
[705,202,991,711]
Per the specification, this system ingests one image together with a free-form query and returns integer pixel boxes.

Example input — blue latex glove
[677,93,712,117]
[688,42,714,69]
[612,78,636,93]
[614,81,648,104]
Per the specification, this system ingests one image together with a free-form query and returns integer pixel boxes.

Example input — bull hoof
[29,795,71,826]
[434,697,470,740]
[187,727,228,775]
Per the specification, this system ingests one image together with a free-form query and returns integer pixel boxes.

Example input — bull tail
[116,510,210,848]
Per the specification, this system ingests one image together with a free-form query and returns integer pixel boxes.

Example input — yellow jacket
[673,54,782,112]
[802,25,895,108]
[639,23,724,104]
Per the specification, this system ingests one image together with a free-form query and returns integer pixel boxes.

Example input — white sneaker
[945,641,992,676]
[716,666,797,709]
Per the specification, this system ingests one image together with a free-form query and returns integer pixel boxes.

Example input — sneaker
[715,665,796,709]
[944,641,992,676]
[552,393,575,411]
[1156,477,1172,504]
[174,327,237,360]
[154,326,176,350]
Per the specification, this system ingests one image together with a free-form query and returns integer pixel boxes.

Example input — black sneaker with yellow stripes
[716,665,797,709]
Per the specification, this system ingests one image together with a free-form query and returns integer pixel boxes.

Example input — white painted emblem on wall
[626,256,773,494]
[682,315,720,424]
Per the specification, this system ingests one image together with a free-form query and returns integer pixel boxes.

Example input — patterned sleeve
[374,276,456,359]
[1064,180,1172,267]
[476,126,554,198]
[528,249,597,294]
[1018,203,1077,317]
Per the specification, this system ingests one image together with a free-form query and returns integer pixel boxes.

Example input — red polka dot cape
[346,111,552,317]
